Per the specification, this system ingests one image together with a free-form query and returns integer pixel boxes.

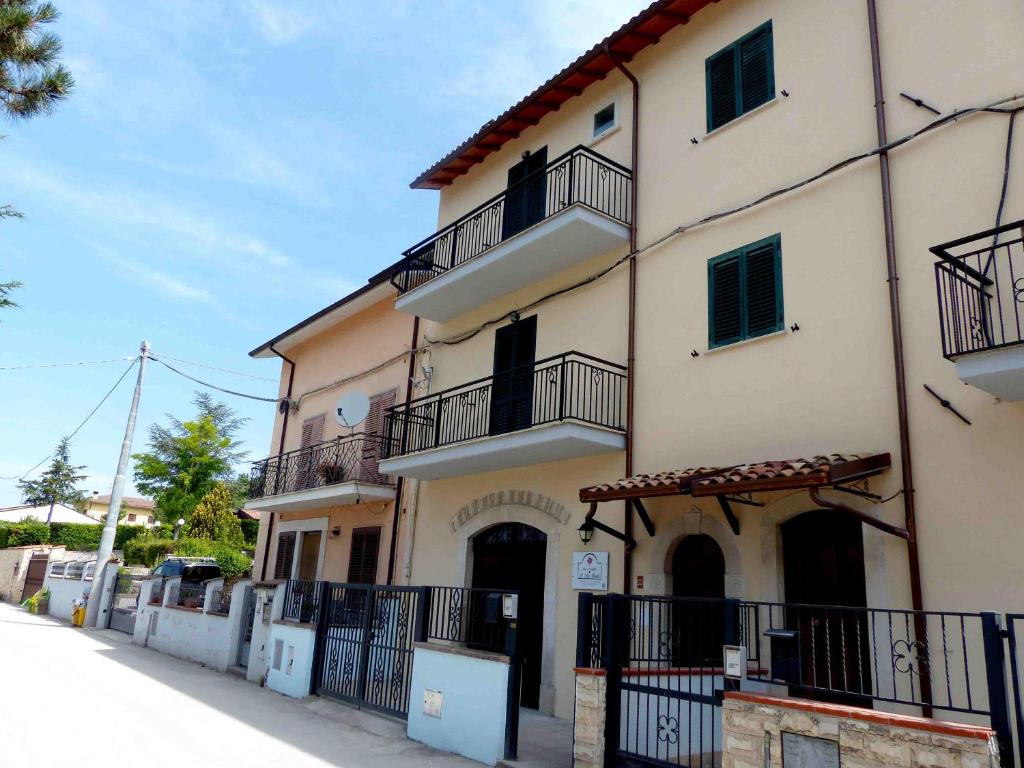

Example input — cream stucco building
[249,0,1024,734]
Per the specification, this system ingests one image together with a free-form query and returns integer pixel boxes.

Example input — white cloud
[105,255,213,304]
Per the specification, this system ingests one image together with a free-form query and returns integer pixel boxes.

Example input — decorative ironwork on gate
[580,593,1022,768]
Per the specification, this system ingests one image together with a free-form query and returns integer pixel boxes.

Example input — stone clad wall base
[573,669,607,768]
[723,692,999,768]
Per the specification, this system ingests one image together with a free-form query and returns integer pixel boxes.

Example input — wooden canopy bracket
[584,501,637,551]
[630,498,656,537]
[809,488,908,539]
[714,496,741,535]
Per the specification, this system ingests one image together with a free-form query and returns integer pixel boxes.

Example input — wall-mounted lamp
[329,526,342,539]
[578,521,594,545]
[509,310,521,323]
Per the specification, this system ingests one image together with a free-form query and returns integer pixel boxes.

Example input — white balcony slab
[246,481,395,513]
[954,344,1024,400]
[395,206,629,322]
[378,421,625,480]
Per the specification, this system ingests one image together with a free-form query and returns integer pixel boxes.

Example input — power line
[0,357,140,481]
[288,90,1024,404]
[151,352,277,382]
[149,355,279,403]
[0,356,136,371]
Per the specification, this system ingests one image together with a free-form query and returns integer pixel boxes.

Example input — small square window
[593,103,616,138]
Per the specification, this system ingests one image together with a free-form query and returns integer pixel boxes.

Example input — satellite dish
[334,391,370,428]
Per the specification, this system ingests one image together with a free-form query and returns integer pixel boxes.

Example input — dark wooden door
[671,535,726,666]
[502,147,548,239]
[490,316,536,436]
[20,554,48,602]
[782,511,872,703]
[472,523,547,709]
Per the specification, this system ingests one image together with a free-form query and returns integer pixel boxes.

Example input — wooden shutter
[361,390,396,483]
[296,414,325,489]
[274,531,297,580]
[300,414,325,447]
[706,47,737,131]
[739,24,774,113]
[347,526,381,585]
[745,238,783,337]
[709,253,743,347]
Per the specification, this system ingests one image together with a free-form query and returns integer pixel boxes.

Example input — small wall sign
[781,731,839,767]
[502,593,518,619]
[723,645,746,680]
[572,551,609,591]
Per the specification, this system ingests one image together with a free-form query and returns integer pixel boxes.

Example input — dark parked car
[151,558,221,583]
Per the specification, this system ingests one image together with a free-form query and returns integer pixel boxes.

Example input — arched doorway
[471,522,547,709]
[782,511,872,703]
[670,534,725,667]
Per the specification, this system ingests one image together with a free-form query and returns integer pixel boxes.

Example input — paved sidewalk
[0,602,477,767]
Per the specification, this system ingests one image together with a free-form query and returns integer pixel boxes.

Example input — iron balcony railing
[933,219,1024,358]
[248,433,393,500]
[381,351,626,459]
[392,145,632,294]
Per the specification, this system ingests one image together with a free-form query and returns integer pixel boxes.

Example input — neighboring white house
[0,503,97,524]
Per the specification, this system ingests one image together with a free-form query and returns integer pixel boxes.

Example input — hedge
[0,522,149,551]
[123,536,253,581]
[239,519,259,546]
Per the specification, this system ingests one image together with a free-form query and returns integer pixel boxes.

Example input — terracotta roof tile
[580,453,889,502]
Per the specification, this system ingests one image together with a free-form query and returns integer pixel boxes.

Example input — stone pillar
[574,668,607,768]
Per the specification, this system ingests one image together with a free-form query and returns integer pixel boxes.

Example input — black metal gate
[1006,614,1024,767]
[312,583,420,719]
[237,585,256,667]
[109,573,146,634]
[580,594,732,768]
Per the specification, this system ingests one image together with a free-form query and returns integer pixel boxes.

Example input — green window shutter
[739,23,774,113]
[744,237,783,337]
[708,235,783,347]
[706,47,738,132]
[709,253,743,347]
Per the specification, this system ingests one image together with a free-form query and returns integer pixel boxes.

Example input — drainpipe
[260,345,296,581]
[387,315,420,585]
[866,1,933,715]
[609,48,639,595]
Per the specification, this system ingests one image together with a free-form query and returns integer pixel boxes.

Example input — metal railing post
[309,580,331,695]
[432,398,443,449]
[602,593,626,764]
[504,617,521,760]
[414,586,431,643]
[558,355,567,422]
[981,612,1015,767]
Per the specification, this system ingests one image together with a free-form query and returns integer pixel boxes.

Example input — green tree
[2,1,74,315]
[183,483,244,546]
[17,436,86,508]
[132,392,248,526]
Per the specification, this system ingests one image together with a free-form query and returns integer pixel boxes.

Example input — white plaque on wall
[572,551,609,591]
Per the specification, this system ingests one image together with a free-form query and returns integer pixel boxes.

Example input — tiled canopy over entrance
[579,453,892,502]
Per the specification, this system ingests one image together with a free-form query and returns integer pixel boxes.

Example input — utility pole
[84,341,150,629]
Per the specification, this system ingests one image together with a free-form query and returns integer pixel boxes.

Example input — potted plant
[319,462,348,484]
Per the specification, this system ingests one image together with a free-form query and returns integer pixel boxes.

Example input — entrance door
[502,147,548,239]
[472,522,547,709]
[782,511,872,703]
[490,316,537,436]
[297,531,321,581]
[671,535,726,666]
[20,554,47,602]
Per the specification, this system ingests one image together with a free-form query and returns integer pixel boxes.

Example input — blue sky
[0,1,649,505]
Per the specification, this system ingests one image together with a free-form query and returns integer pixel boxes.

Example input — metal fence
[248,434,392,500]
[282,579,322,624]
[392,145,632,294]
[209,583,233,615]
[580,593,1020,768]
[148,577,166,605]
[424,586,519,654]
[170,581,207,610]
[382,352,626,459]
[932,219,1024,358]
